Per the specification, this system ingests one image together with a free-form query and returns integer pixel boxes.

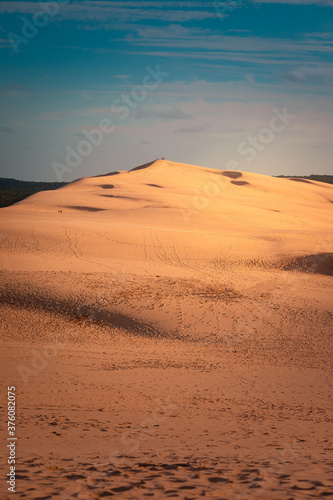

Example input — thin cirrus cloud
[0,1,216,22]
[0,85,29,96]
[113,75,131,80]
[0,38,12,48]
[127,26,333,54]
[0,126,16,133]
[129,49,328,69]
[285,66,333,82]
[36,106,192,123]
[253,0,333,5]
[135,108,192,121]
[124,28,333,72]
[174,124,211,134]
[36,107,130,121]
[1,0,332,23]
[2,0,333,15]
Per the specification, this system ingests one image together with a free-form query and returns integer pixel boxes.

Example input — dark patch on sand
[231,180,249,186]
[288,178,313,184]
[100,184,114,189]
[221,171,242,179]
[0,286,182,341]
[283,253,333,276]
[130,161,156,172]
[94,171,120,177]
[100,194,136,200]
[65,206,104,212]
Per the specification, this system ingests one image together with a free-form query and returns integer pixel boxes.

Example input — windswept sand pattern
[1,456,333,499]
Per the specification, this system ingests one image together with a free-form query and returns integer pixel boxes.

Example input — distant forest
[275,175,333,185]
[0,175,332,208]
[0,178,67,208]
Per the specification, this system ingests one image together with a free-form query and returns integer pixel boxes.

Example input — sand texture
[1,160,332,499]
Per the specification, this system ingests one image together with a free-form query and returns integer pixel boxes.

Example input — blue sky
[0,0,332,181]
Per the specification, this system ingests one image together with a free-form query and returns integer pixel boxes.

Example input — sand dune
[1,160,332,274]
[1,160,332,499]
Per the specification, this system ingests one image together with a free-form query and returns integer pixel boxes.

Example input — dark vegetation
[0,178,67,208]
[275,175,333,185]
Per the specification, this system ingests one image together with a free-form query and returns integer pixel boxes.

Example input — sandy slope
[0,160,332,499]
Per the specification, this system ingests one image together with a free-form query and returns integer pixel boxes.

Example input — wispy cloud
[135,107,192,121]
[254,0,333,5]
[129,26,333,50]
[0,38,13,49]
[123,27,333,73]
[2,0,332,16]
[113,74,131,80]
[0,85,29,96]
[36,112,64,121]
[284,65,333,82]
[37,105,192,122]
[36,107,124,121]
[0,126,16,133]
[0,1,216,22]
[174,123,211,133]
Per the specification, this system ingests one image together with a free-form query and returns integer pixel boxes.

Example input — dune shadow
[283,253,333,276]
[65,206,104,212]
[231,180,249,186]
[100,184,114,189]
[220,171,242,179]
[0,288,179,340]
[130,161,156,172]
[146,183,163,188]
[288,178,313,184]
[100,194,136,200]
[94,171,119,177]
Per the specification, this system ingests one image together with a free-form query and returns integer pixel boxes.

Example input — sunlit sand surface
[1,160,332,499]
